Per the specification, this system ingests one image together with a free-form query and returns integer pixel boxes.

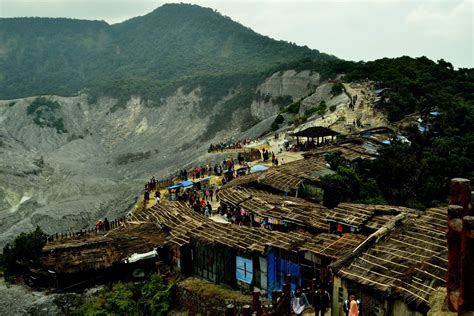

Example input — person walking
[292,286,310,316]
[348,295,359,316]
[313,286,330,316]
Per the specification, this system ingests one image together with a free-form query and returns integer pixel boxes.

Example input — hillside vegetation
[317,57,474,208]
[0,3,334,101]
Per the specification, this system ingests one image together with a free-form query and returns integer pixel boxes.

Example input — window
[338,287,343,302]
[236,256,253,284]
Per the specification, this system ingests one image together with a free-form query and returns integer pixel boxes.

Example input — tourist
[103,218,110,231]
[209,188,214,202]
[346,295,359,316]
[292,286,310,316]
[206,201,212,216]
[155,191,161,204]
[313,286,330,316]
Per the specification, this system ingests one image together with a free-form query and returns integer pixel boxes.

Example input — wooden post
[242,305,251,316]
[448,178,473,314]
[447,205,463,312]
[450,178,471,216]
[252,291,262,316]
[459,216,474,313]
[225,304,235,316]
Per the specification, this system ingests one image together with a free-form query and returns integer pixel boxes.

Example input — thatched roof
[224,156,331,192]
[218,186,416,233]
[218,186,329,231]
[131,202,366,260]
[291,126,340,138]
[41,224,167,273]
[299,233,367,259]
[335,207,448,308]
[326,203,418,230]
[303,140,378,162]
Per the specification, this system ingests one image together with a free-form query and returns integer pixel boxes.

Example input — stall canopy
[251,165,269,173]
[290,126,339,138]
[181,180,194,187]
[168,180,194,190]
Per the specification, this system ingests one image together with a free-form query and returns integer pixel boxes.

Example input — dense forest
[317,57,474,209]
[0,3,334,100]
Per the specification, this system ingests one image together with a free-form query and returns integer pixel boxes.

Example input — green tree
[2,226,47,278]
[317,100,327,116]
[80,273,174,315]
[331,82,344,96]
[324,151,345,170]
[320,166,361,208]
[139,274,173,315]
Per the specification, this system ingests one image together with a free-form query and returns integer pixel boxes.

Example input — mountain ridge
[0,3,335,100]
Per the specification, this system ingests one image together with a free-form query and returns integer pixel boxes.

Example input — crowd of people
[291,285,361,316]
[208,138,253,152]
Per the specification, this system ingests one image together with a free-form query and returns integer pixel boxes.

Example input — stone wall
[174,277,252,315]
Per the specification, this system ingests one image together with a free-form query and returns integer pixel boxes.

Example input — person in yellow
[349,295,359,316]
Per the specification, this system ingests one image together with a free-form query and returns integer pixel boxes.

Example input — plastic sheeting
[236,256,253,284]
[266,250,301,299]
[124,249,158,263]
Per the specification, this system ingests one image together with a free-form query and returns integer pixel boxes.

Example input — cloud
[405,0,472,38]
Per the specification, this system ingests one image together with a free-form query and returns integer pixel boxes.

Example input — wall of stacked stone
[174,283,252,316]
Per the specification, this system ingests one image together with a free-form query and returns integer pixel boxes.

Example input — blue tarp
[251,165,269,173]
[194,176,211,183]
[266,250,301,299]
[180,180,194,187]
[267,251,276,299]
[167,184,182,190]
[381,140,391,145]
[430,111,442,116]
[236,256,253,284]
[418,125,429,133]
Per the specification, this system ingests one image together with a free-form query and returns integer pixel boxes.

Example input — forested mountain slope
[0,3,334,100]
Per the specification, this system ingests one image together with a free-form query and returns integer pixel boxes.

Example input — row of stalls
[134,201,370,299]
[167,177,212,201]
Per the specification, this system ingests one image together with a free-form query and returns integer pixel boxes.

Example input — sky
[0,0,472,68]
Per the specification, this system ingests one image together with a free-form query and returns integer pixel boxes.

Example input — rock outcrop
[251,70,320,119]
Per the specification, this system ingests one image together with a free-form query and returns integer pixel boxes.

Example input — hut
[330,207,448,316]
[290,126,340,148]
[223,156,333,198]
[39,223,168,289]
[302,138,379,169]
[167,180,194,201]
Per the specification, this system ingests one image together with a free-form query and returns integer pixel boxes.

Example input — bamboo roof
[41,224,167,273]
[218,186,416,232]
[224,157,331,192]
[218,186,329,231]
[299,233,367,259]
[336,207,448,308]
[303,140,378,162]
[131,202,365,260]
[326,203,418,230]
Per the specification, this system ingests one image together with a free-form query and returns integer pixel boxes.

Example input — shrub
[2,226,47,278]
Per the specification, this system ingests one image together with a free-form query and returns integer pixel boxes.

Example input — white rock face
[251,70,320,119]
[0,89,212,246]
[258,70,320,99]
